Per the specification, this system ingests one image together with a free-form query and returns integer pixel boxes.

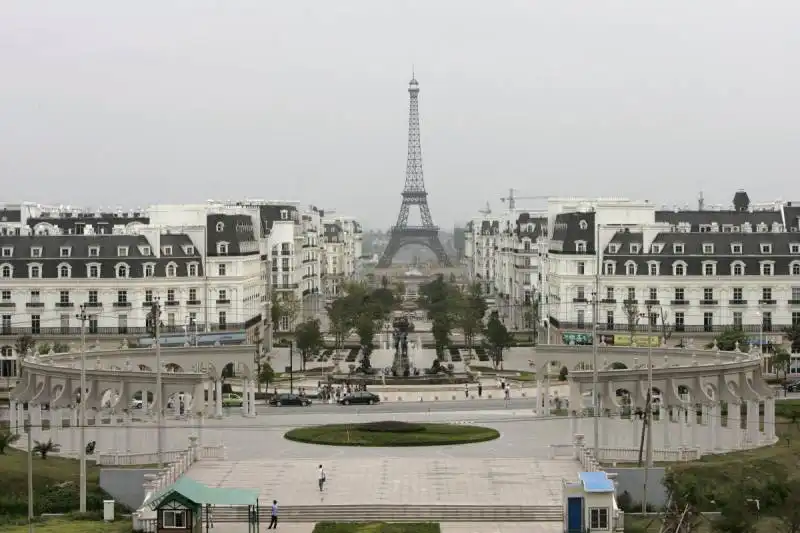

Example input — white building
[321,216,363,299]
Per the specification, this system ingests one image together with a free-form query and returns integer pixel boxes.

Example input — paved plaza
[198,523,563,533]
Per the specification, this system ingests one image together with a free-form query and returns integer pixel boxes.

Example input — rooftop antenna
[698,191,705,211]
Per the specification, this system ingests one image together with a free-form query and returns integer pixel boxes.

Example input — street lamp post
[592,217,601,458]
[642,303,656,513]
[151,299,164,468]
[76,305,88,512]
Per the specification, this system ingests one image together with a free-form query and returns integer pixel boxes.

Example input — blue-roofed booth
[563,471,622,532]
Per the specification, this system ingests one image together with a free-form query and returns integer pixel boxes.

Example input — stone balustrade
[97,444,225,466]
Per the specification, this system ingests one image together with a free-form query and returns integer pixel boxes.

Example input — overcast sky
[2,1,799,229]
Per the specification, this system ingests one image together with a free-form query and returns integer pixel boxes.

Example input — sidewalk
[198,523,562,533]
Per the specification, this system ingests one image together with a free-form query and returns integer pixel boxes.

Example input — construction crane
[478,202,491,216]
[500,188,550,210]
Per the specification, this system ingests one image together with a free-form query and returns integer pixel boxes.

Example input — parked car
[338,391,380,406]
[268,393,312,407]
[222,393,244,407]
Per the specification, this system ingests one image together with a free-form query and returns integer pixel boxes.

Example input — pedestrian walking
[267,500,278,529]
[464,383,469,399]
[478,382,483,398]
[318,464,326,491]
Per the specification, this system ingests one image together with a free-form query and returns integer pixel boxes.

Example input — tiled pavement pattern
[187,457,578,506]
[197,523,562,533]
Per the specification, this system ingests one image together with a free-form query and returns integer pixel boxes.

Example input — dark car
[269,393,312,407]
[338,391,380,406]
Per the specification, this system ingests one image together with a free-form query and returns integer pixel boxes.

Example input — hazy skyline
[2,1,799,229]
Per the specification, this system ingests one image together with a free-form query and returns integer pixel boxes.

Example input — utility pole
[642,303,655,513]
[289,342,294,394]
[152,300,164,468]
[592,215,601,458]
[77,305,88,512]
[27,418,33,533]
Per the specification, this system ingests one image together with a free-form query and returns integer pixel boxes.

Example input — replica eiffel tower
[378,75,451,268]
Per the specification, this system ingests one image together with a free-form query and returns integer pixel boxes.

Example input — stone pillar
[248,380,257,417]
[124,411,132,453]
[764,397,776,441]
[728,401,741,449]
[189,435,199,463]
[631,415,640,450]
[30,404,42,442]
[197,411,204,447]
[543,380,551,416]
[535,380,543,416]
[17,402,24,434]
[747,400,760,446]
[663,406,671,449]
[51,408,62,444]
[214,380,223,418]
[69,408,78,455]
[707,404,718,451]
[241,380,249,417]
[678,407,686,447]
[9,400,18,435]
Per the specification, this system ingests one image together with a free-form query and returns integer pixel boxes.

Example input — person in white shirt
[318,464,326,491]
[267,500,278,529]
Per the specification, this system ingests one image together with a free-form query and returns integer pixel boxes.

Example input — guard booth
[562,471,623,532]
[144,477,260,533]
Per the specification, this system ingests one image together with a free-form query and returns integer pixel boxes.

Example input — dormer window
[760,243,773,254]
[30,247,42,258]
[702,243,714,254]
[216,221,225,232]
[630,243,641,254]
[792,243,800,254]
[184,246,195,255]
[1,246,12,257]
[673,261,687,276]
[761,261,775,276]
[60,246,72,258]
[88,246,100,257]
[29,263,42,278]
[624,261,637,275]
[647,262,659,276]
[731,243,742,254]
[731,261,745,276]
[608,244,619,254]
[143,263,155,277]
[578,219,588,230]
[188,262,199,277]
[702,261,717,276]
[673,243,684,254]
[603,261,616,275]
[280,209,289,220]
[57,263,72,278]
[140,246,151,256]
[575,240,587,253]
[163,245,173,256]
[166,262,177,277]
[650,244,663,254]
[116,263,130,278]
[117,246,128,257]
[218,242,230,255]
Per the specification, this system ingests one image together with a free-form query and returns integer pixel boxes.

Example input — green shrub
[359,421,425,433]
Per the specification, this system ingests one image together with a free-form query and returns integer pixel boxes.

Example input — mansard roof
[27,213,150,234]
[323,223,343,241]
[0,208,22,223]
[604,230,800,256]
[479,220,500,235]
[206,214,258,256]
[515,213,547,238]
[258,204,298,233]
[0,234,154,259]
[654,209,782,231]
[550,211,595,254]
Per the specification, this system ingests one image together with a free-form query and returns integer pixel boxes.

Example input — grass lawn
[285,421,500,447]
[0,518,133,533]
[312,522,440,533]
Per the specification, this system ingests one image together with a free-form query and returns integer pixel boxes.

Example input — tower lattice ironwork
[378,75,451,268]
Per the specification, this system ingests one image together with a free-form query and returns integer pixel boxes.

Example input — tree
[14,335,35,356]
[33,439,60,459]
[659,307,674,344]
[355,314,376,350]
[776,478,800,533]
[623,301,640,341]
[258,362,276,391]
[485,310,513,370]
[774,348,791,379]
[295,319,323,371]
[459,283,487,356]
[420,275,463,356]
[52,342,70,353]
[707,327,750,351]
[432,315,452,358]
[325,298,352,354]
[273,294,300,333]
[712,490,761,533]
[0,431,20,454]
[785,325,800,354]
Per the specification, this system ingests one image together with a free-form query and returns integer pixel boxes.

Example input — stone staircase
[206,504,563,523]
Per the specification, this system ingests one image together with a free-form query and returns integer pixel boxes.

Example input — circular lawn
[284,420,500,447]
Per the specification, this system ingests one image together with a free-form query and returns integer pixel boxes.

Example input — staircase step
[204,505,563,523]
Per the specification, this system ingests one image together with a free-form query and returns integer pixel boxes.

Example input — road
[254,397,538,415]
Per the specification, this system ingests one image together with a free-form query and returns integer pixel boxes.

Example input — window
[58,263,71,278]
[144,264,155,277]
[761,262,774,276]
[185,245,194,255]
[627,287,636,301]
[733,312,743,329]
[189,288,197,302]
[630,243,641,254]
[162,509,187,528]
[281,242,291,255]
[762,287,773,301]
[0,247,11,257]
[88,246,99,257]
[675,312,685,331]
[732,262,744,276]
[218,289,228,301]
[117,290,128,304]
[625,261,636,275]
[674,287,685,301]
[29,264,41,278]
[30,247,42,257]
[281,257,290,270]
[216,221,225,232]
[31,315,40,335]
[116,263,130,278]
[673,261,686,276]
[589,508,609,531]
[763,311,773,331]
[649,287,658,301]
[733,287,743,301]
[145,290,153,303]
[163,246,173,256]
[60,246,71,257]
[30,290,40,303]
[166,263,177,277]
[761,243,773,254]
[575,241,587,253]
[703,312,713,332]
[606,287,614,300]
[703,288,714,301]
[793,262,800,276]
[792,244,800,254]
[577,261,585,275]
[89,314,98,334]
[1,290,10,301]
[576,287,585,300]
[648,262,658,276]
[117,246,128,257]
[603,261,616,275]
[60,290,69,304]
[673,243,684,254]
[651,243,663,253]
[0,264,10,278]
[188,263,198,277]
[731,243,742,254]
[141,246,151,256]
[702,262,716,276]
[793,312,800,327]
[217,242,229,255]
[606,311,614,329]
[702,243,714,254]
[218,311,227,328]
[577,310,585,328]
[167,289,175,302]
[218,264,227,276]
[118,314,128,334]
[649,312,657,327]
[280,209,289,220]
[59,314,69,334]
[608,244,619,253]
[87,263,100,278]
[793,287,800,301]
[88,290,98,304]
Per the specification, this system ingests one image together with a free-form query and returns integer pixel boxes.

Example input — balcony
[187,300,202,306]
[759,299,777,305]
[572,298,588,303]
[729,299,747,305]
[644,299,660,305]
[558,320,779,334]
[164,300,180,307]
[275,283,299,290]
[790,300,800,305]
[623,299,638,305]
[113,301,132,308]
[216,299,231,305]
[600,299,616,304]
[55,302,74,308]
[0,322,248,337]
[700,299,718,305]
[142,301,154,307]
[0,301,15,308]
[26,302,45,309]
[671,300,689,305]
[84,302,103,308]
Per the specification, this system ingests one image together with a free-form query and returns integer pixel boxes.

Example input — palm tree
[0,431,21,454]
[33,438,61,459]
